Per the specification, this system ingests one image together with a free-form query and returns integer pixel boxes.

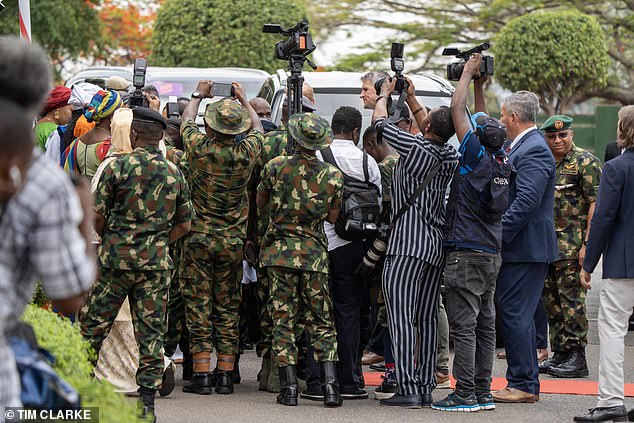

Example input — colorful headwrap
[84,89,122,124]
[42,86,71,116]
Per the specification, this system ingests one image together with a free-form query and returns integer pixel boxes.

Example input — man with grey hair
[492,90,558,404]
[574,106,634,423]
[360,71,390,109]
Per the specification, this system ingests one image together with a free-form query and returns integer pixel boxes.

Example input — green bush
[152,0,306,73]
[493,10,609,113]
[21,305,137,422]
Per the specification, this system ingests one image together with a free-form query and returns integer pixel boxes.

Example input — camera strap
[390,160,441,229]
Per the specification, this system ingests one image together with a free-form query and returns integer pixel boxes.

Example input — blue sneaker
[477,392,496,411]
[432,392,480,412]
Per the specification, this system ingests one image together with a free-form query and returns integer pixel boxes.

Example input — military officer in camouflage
[257,113,344,408]
[81,107,193,422]
[180,80,263,395]
[249,95,316,393]
[538,115,601,378]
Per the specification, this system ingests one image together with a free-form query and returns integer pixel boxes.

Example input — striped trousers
[382,254,443,395]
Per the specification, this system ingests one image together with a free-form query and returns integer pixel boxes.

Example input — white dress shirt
[316,138,382,251]
[509,125,537,151]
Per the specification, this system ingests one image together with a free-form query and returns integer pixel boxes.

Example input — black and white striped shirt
[376,118,459,267]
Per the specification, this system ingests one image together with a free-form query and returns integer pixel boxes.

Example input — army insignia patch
[561,163,578,175]
[554,120,564,130]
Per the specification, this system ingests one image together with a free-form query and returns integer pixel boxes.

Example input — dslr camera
[263,19,316,61]
[442,42,494,81]
[374,43,408,96]
[128,58,148,108]
[354,224,391,278]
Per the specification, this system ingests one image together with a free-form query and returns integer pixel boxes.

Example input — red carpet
[363,372,634,397]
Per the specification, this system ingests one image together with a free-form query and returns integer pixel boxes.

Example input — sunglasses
[545,131,571,140]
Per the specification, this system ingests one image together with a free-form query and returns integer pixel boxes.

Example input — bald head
[249,97,271,120]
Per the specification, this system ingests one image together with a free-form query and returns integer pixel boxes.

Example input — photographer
[360,71,390,110]
[431,54,512,413]
[372,76,459,408]
[179,81,262,396]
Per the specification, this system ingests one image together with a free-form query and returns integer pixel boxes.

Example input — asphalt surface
[149,264,634,423]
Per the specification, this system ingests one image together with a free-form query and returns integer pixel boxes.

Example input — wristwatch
[191,91,203,99]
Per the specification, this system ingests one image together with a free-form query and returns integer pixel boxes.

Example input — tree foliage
[307,0,634,106]
[493,10,609,114]
[98,0,156,65]
[0,0,102,74]
[152,0,306,73]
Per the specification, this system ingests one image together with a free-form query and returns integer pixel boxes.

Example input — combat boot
[548,348,589,378]
[277,365,299,406]
[137,387,157,423]
[320,361,342,407]
[230,353,241,384]
[159,360,175,397]
[267,355,281,393]
[538,351,567,374]
[258,355,272,391]
[183,372,213,394]
[211,368,235,394]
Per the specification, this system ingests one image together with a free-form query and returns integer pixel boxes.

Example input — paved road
[151,342,634,423]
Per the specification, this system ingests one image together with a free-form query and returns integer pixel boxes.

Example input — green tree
[307,0,634,106]
[0,0,102,76]
[152,0,307,73]
[493,10,609,114]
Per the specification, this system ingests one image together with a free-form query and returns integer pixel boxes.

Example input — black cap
[132,107,167,130]
[471,112,506,150]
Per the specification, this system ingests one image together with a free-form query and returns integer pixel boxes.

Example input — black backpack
[321,147,381,241]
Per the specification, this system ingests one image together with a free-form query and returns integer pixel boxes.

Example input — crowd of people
[1,34,634,423]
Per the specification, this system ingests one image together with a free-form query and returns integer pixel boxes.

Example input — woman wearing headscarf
[63,89,122,180]
[35,86,72,150]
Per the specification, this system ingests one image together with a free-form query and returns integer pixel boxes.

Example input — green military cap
[540,115,573,133]
[204,99,251,135]
[288,112,334,151]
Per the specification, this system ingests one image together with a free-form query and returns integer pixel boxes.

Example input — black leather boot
[538,351,567,374]
[320,361,342,407]
[211,368,235,394]
[548,348,589,378]
[277,366,299,406]
[182,372,212,395]
[137,387,157,422]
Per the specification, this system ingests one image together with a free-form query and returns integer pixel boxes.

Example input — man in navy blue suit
[492,91,558,404]
[574,106,634,423]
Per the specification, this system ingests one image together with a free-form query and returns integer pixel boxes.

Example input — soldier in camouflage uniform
[81,107,193,422]
[537,115,602,378]
[179,81,263,395]
[248,96,316,392]
[257,112,344,407]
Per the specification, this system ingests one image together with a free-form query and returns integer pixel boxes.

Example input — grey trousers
[597,278,634,408]
[444,249,502,396]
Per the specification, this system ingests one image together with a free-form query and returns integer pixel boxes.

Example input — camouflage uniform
[180,119,262,356]
[258,148,344,367]
[81,145,192,390]
[544,144,601,352]
[250,124,289,358]
[163,144,191,356]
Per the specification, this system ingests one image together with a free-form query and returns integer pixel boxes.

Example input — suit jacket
[583,149,634,278]
[604,141,621,163]
[501,128,559,263]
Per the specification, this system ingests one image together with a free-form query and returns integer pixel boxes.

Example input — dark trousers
[495,262,549,395]
[383,255,443,395]
[329,241,367,391]
[445,250,501,397]
[534,297,549,350]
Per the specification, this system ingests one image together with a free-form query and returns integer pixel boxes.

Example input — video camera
[442,42,494,81]
[128,58,148,108]
[374,43,409,97]
[263,19,316,61]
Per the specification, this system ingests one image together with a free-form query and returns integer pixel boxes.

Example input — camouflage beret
[288,112,333,151]
[204,99,251,135]
[540,115,573,133]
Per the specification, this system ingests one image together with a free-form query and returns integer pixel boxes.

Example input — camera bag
[321,147,380,241]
